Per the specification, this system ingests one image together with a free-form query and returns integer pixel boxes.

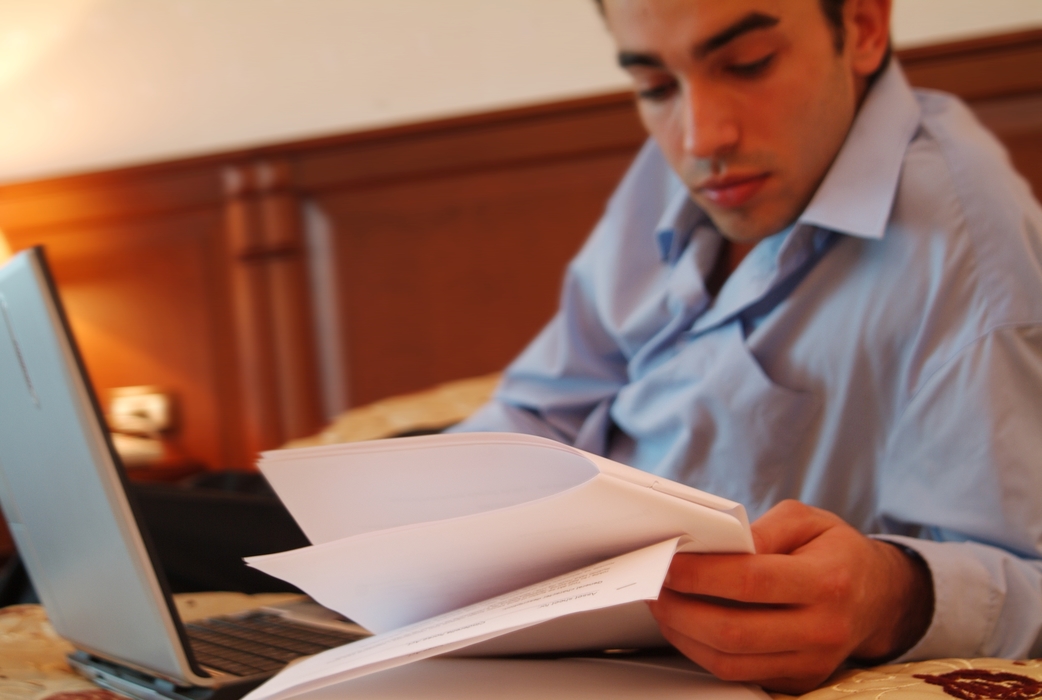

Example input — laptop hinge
[68,652,262,700]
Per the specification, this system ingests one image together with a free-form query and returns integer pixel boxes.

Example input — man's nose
[681,87,740,162]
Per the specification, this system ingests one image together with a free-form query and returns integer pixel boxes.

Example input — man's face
[603,0,867,243]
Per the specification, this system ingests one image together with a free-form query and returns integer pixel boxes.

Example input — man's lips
[695,173,770,209]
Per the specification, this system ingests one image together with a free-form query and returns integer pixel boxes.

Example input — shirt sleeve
[450,247,629,444]
[878,324,1042,659]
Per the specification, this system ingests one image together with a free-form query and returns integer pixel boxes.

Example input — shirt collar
[655,184,708,263]
[654,59,923,261]
[797,61,922,240]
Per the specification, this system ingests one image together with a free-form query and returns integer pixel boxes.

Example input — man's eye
[636,81,677,102]
[727,54,774,78]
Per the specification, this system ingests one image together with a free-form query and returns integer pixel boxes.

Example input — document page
[259,434,601,544]
[299,657,771,700]
[244,537,685,700]
[247,475,749,634]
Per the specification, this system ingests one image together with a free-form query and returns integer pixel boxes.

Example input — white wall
[0,0,1040,185]
[892,0,1042,48]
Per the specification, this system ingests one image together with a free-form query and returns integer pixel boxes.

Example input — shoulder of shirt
[896,86,1042,325]
[603,139,684,221]
[910,86,1032,213]
[569,139,683,267]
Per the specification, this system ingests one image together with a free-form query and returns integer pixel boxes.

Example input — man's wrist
[852,540,935,664]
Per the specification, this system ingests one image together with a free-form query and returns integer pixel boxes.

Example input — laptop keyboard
[185,611,367,677]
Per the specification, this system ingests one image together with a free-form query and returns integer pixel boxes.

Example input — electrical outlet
[109,386,173,434]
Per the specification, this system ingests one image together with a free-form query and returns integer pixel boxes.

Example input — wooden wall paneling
[0,161,224,231]
[300,94,647,406]
[295,93,647,191]
[970,94,1042,199]
[318,149,641,406]
[256,166,325,442]
[1,191,242,469]
[221,160,324,458]
[897,29,1042,102]
[0,154,324,471]
[222,163,282,461]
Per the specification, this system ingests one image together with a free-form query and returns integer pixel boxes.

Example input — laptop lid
[0,247,214,687]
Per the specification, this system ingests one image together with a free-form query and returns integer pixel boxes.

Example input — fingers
[649,589,852,655]
[648,502,904,694]
[661,501,860,605]
[663,549,849,605]
[655,621,840,694]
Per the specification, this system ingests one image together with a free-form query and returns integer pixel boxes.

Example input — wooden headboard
[1,30,1040,470]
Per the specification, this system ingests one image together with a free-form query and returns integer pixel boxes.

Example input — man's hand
[647,500,934,694]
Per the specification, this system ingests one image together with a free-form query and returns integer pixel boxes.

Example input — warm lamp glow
[0,228,11,265]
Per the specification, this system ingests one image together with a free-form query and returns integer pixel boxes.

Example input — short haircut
[593,0,890,83]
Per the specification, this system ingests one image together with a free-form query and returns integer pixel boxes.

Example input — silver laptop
[0,248,366,700]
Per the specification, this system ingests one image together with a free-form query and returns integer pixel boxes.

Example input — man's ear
[846,0,892,79]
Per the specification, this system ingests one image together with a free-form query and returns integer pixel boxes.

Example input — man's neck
[705,239,757,297]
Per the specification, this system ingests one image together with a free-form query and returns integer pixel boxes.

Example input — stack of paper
[244,432,755,699]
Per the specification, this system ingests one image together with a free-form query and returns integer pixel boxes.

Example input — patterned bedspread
[0,596,1039,700]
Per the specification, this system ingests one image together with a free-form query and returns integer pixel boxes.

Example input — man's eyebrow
[618,51,664,69]
[695,12,780,58]
[616,12,781,70]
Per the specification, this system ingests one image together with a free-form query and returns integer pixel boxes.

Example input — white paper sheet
[258,434,600,543]
[258,433,749,545]
[247,475,746,633]
[244,537,686,700]
[451,599,668,656]
[296,656,771,700]
[250,445,751,635]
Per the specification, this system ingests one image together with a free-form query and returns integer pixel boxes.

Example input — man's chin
[702,210,786,245]
[690,192,802,245]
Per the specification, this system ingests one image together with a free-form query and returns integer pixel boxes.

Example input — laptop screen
[0,248,205,683]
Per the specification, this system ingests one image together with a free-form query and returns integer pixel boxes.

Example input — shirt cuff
[872,534,996,661]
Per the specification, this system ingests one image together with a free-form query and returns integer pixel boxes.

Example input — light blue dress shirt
[455,62,1042,660]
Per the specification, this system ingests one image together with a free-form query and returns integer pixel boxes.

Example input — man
[454,0,1042,693]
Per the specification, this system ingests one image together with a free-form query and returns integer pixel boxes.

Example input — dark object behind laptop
[131,471,310,594]
[0,471,311,604]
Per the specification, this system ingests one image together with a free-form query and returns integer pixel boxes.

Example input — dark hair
[819,0,893,84]
[818,0,846,52]
[593,0,890,81]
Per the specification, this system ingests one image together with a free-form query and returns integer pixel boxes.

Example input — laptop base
[68,651,262,700]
